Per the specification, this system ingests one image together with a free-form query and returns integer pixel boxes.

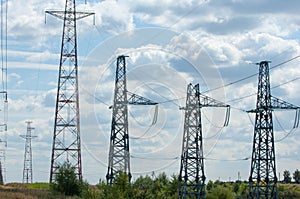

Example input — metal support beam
[178,83,230,199]
[248,61,299,199]
[127,91,158,105]
[106,55,158,185]
[20,121,37,184]
[46,0,94,183]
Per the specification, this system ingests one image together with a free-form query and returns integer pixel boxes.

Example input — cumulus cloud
[3,0,300,183]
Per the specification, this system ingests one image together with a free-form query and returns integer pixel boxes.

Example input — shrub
[51,162,81,196]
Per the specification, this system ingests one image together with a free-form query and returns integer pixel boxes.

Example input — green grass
[0,181,299,199]
[27,182,50,189]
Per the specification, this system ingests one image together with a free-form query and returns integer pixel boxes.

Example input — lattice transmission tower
[0,0,8,184]
[248,61,299,199]
[46,0,94,183]
[106,55,158,185]
[20,121,37,184]
[178,83,230,199]
[0,140,6,185]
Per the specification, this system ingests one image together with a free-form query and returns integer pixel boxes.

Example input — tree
[293,169,300,184]
[51,161,81,196]
[283,170,292,183]
[113,171,133,198]
[207,184,234,199]
[153,172,169,197]
[133,175,154,199]
[165,174,178,197]
[206,180,214,191]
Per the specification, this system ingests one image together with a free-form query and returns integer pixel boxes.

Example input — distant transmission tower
[46,0,94,182]
[178,83,230,199]
[248,61,299,199]
[20,121,37,184]
[0,0,8,184]
[106,55,158,185]
[0,162,3,185]
[0,140,6,185]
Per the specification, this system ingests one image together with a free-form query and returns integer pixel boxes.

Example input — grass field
[0,183,69,199]
[0,182,299,199]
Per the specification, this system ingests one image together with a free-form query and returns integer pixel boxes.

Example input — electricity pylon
[20,121,37,184]
[0,0,8,185]
[0,140,6,185]
[106,55,158,185]
[178,83,230,199]
[46,0,94,183]
[0,162,3,185]
[248,61,299,199]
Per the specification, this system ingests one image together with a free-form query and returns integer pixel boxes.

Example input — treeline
[93,172,250,199]
[49,163,300,198]
[76,172,300,199]
[282,169,300,184]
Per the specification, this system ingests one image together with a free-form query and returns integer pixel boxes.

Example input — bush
[51,162,81,196]
[207,185,234,199]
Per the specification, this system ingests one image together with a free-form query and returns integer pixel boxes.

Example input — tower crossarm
[200,94,230,127]
[45,10,95,21]
[271,96,300,128]
[247,96,300,128]
[20,135,38,139]
[270,96,299,110]
[127,91,158,105]
[199,94,230,108]
[179,91,230,127]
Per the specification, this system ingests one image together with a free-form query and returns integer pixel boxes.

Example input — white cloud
[2,0,300,184]
[80,0,135,35]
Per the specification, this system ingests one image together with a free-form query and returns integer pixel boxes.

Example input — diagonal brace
[180,87,230,127]
[199,94,230,108]
[127,91,158,105]
[248,95,300,128]
[271,96,299,128]
[45,10,95,22]
[271,96,299,110]
[199,94,230,126]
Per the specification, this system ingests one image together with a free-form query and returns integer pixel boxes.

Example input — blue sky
[1,0,300,184]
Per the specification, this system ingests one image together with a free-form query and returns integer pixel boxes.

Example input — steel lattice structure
[0,162,3,185]
[0,140,6,185]
[0,0,8,185]
[106,55,157,185]
[46,0,94,183]
[248,61,299,199]
[178,83,230,199]
[20,121,37,184]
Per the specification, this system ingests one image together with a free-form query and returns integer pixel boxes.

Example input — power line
[205,157,250,161]
[129,71,181,107]
[131,155,179,160]
[131,158,179,175]
[272,76,300,89]
[139,56,300,108]
[273,112,298,142]
[82,87,111,107]
[131,154,250,162]
[203,128,224,140]
[226,75,300,104]
[202,55,300,94]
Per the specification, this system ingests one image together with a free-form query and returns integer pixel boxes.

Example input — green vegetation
[283,170,292,183]
[0,183,64,199]
[51,162,87,197]
[293,169,300,184]
[0,171,300,198]
[27,182,50,189]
